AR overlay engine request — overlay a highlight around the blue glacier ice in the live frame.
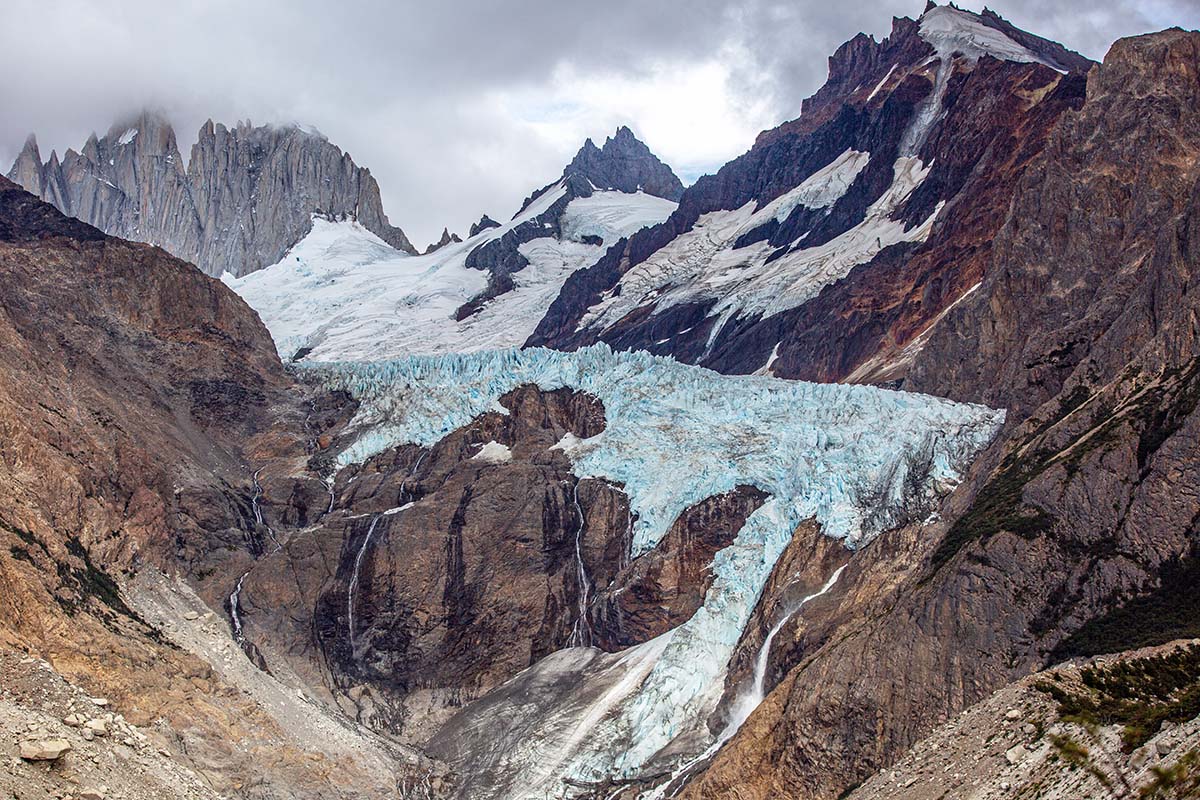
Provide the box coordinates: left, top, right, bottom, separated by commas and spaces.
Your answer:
301, 344, 1004, 794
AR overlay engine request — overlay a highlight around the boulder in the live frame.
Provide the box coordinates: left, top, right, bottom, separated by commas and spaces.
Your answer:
19, 738, 71, 760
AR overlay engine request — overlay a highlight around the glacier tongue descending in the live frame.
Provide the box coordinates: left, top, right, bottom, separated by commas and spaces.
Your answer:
307, 345, 1003, 795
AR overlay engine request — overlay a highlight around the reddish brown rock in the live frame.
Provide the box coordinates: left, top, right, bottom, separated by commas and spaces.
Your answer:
590, 485, 768, 650
678, 28, 1200, 800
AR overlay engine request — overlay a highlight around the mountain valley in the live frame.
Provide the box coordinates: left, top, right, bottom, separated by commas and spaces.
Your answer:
2, 4, 1199, 800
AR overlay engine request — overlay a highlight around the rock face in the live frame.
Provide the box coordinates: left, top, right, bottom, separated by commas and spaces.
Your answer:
468, 214, 501, 237
847, 641, 1200, 800
6, 112, 416, 277
234, 383, 782, 743
590, 485, 768, 650
528, 6, 1091, 387
423, 227, 462, 254
674, 27, 1200, 800
0, 176, 438, 798
457, 127, 682, 319
558, 125, 684, 202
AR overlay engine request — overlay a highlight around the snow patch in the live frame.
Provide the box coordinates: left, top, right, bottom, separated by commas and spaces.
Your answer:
117, 128, 138, 145
866, 64, 899, 102
763, 148, 870, 221
580, 155, 940, 337
919, 6, 1053, 67
550, 432, 585, 454
472, 441, 513, 464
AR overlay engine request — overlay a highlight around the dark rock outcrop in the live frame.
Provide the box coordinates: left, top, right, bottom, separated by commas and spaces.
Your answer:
560, 125, 684, 202
590, 485, 768, 650
7, 112, 417, 277
468, 214, 501, 237
457, 129, 682, 320
423, 227, 462, 254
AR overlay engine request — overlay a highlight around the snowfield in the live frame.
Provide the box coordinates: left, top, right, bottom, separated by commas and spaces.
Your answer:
224, 183, 675, 361
578, 153, 940, 344
306, 345, 1004, 794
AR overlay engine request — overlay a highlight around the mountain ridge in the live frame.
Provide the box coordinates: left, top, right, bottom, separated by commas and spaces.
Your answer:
6, 110, 417, 277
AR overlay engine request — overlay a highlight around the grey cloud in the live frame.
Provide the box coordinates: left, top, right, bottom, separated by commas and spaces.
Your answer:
2, 0, 1196, 245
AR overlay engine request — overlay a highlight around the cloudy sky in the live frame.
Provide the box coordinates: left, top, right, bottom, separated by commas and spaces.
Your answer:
3, 0, 1196, 246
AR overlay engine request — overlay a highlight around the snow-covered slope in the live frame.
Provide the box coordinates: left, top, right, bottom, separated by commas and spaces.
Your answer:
307, 345, 1004, 795
224, 185, 674, 360
918, 5, 1058, 66
578, 153, 938, 343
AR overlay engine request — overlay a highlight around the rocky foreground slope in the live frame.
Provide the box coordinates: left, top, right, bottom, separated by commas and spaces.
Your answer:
0, 174, 441, 798
7, 111, 416, 277
849, 640, 1200, 800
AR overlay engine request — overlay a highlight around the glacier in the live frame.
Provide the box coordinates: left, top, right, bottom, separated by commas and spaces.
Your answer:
224, 183, 675, 362
304, 344, 1004, 796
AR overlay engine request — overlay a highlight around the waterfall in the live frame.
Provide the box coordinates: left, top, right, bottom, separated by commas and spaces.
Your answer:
643, 564, 847, 800
227, 468, 283, 649
251, 468, 282, 552
346, 514, 382, 654
229, 570, 250, 643
345, 448, 427, 656
567, 480, 592, 648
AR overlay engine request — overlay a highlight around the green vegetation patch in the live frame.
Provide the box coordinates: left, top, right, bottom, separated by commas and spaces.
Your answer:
1036, 643, 1200, 751
928, 447, 1056, 573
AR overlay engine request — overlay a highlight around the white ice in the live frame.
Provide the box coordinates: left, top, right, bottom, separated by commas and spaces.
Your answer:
919, 6, 1056, 67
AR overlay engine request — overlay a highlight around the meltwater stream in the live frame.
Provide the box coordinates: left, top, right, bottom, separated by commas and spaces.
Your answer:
346, 514, 382, 654
228, 469, 284, 653
567, 480, 593, 648
345, 449, 428, 657
643, 564, 848, 799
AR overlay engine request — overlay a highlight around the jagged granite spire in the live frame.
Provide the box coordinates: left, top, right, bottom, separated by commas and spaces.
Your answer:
7, 111, 418, 276
7, 135, 44, 196
561, 126, 684, 201
423, 227, 462, 254
469, 214, 501, 237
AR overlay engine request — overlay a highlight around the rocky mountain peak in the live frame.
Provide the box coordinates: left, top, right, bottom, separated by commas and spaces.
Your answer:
469, 214, 501, 237
562, 125, 684, 201
7, 111, 418, 276
424, 227, 462, 254
9, 135, 43, 195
